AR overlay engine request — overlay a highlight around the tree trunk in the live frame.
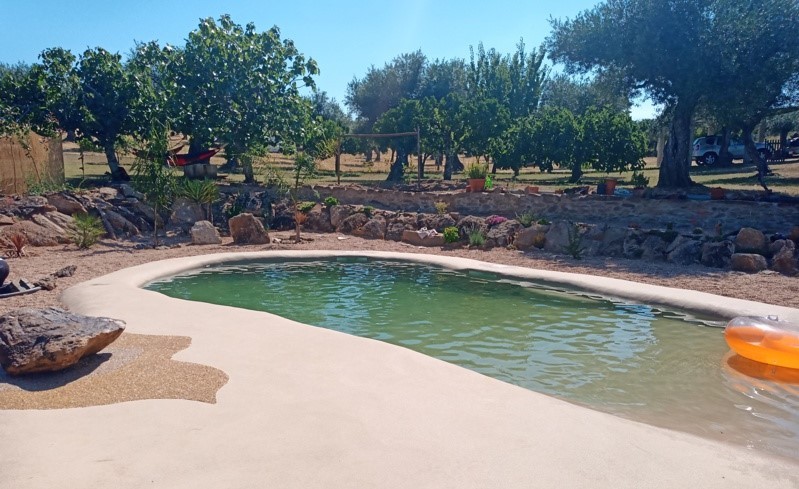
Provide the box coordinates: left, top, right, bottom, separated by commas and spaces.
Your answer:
390, 148, 395, 163
365, 148, 373, 163
386, 147, 407, 182
375, 148, 382, 162
444, 152, 455, 180
452, 154, 465, 173
657, 102, 695, 188
780, 129, 789, 156
102, 140, 124, 179
743, 129, 771, 192
718, 127, 733, 167
242, 157, 255, 183
656, 128, 667, 166
435, 153, 442, 170
569, 163, 583, 183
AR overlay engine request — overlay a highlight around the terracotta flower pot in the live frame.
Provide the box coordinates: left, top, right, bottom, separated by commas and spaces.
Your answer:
467, 178, 485, 192
604, 178, 618, 195
525, 186, 540, 194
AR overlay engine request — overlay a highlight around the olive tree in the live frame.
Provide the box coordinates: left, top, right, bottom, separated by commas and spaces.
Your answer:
172, 15, 318, 183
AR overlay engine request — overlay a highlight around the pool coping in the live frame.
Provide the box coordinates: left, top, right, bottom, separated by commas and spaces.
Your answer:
2, 250, 798, 488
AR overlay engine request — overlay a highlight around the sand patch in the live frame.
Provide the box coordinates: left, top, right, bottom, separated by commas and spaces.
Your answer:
0, 332, 228, 409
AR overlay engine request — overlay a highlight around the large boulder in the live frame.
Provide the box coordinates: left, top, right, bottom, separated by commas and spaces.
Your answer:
0, 307, 125, 376
190, 220, 222, 245
330, 205, 356, 228
337, 212, 370, 234
1, 221, 61, 246
354, 216, 387, 239
456, 215, 486, 240
515, 224, 550, 250
303, 205, 334, 233
594, 226, 629, 257
418, 214, 457, 232
734, 228, 768, 255
401, 229, 445, 247
730, 253, 768, 273
543, 221, 572, 253
228, 213, 270, 245
486, 219, 521, 248
701, 240, 734, 268
45, 193, 87, 216
168, 198, 205, 232
30, 214, 71, 243
666, 236, 702, 266
771, 240, 798, 276
640, 234, 668, 261
386, 213, 418, 241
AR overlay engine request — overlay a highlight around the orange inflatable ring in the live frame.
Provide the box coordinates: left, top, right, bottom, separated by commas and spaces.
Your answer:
724, 316, 799, 370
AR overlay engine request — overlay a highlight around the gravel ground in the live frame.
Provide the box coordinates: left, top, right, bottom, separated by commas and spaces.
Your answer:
2, 231, 798, 313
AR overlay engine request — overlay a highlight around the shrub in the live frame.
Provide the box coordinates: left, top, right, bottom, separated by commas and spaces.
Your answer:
485, 215, 508, 227
466, 162, 488, 179
537, 218, 551, 225
69, 213, 105, 249
362, 205, 374, 218
324, 196, 339, 207
443, 226, 460, 243
1, 231, 28, 257
434, 201, 448, 215
297, 201, 316, 213
565, 224, 585, 260
630, 171, 650, 188
224, 200, 246, 220
468, 228, 486, 247
516, 212, 536, 228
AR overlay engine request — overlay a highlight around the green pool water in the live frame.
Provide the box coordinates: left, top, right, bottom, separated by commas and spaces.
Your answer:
147, 258, 799, 459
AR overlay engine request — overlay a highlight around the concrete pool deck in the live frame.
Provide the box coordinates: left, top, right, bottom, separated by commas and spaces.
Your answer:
2, 250, 798, 488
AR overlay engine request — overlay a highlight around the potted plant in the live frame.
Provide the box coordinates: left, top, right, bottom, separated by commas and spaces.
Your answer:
466, 163, 488, 192
603, 177, 618, 195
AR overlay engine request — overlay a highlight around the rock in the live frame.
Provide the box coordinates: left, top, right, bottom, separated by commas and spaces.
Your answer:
0, 215, 14, 226
515, 224, 550, 250
385, 213, 418, 241
0, 195, 56, 218
30, 214, 70, 243
418, 214, 457, 232
456, 216, 486, 240
337, 212, 370, 234
330, 205, 356, 228
45, 193, 87, 216
44, 211, 77, 232
401, 229, 445, 247
701, 241, 734, 268
33, 276, 56, 291
771, 240, 798, 276
1, 221, 61, 246
130, 200, 162, 228
735, 227, 768, 255
119, 184, 145, 200
731, 253, 768, 273
769, 239, 789, 256
228, 213, 270, 245
544, 221, 572, 253
354, 216, 387, 239
623, 229, 646, 259
486, 219, 521, 248
790, 226, 799, 243
666, 236, 702, 266
53, 265, 77, 278
190, 220, 222, 245
168, 198, 205, 232
640, 234, 668, 261
595, 226, 628, 257
0, 307, 125, 376
102, 209, 140, 237
303, 205, 334, 233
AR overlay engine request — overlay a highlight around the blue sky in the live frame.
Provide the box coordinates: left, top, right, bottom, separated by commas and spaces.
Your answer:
0, 0, 656, 119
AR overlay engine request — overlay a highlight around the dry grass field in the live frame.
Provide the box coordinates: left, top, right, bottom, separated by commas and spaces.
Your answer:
60, 142, 799, 194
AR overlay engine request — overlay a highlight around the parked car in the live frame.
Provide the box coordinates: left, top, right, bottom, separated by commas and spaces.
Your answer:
692, 135, 771, 166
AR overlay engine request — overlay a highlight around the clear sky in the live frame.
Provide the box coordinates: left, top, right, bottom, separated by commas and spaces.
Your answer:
0, 0, 656, 119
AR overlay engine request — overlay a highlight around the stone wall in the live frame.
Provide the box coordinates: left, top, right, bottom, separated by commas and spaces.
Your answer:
309, 186, 798, 234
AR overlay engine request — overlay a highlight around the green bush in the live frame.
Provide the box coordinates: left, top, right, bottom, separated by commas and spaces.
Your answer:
515, 212, 536, 228
468, 228, 486, 247
443, 226, 460, 243
466, 163, 488, 179
362, 205, 374, 218
324, 196, 339, 207
297, 201, 316, 213
69, 213, 105, 249
434, 201, 448, 215
565, 224, 585, 260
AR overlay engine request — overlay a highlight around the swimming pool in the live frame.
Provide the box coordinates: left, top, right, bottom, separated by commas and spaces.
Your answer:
147, 258, 799, 459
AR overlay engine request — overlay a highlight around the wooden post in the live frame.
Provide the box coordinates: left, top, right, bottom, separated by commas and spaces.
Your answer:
335, 140, 341, 185
416, 127, 422, 186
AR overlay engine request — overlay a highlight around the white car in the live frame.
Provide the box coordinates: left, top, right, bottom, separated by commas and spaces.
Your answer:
692, 135, 771, 166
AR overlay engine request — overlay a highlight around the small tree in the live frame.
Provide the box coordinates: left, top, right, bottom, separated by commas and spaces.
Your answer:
132, 124, 178, 246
